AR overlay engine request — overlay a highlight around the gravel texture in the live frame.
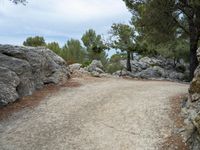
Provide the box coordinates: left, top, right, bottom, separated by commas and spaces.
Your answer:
0, 78, 188, 150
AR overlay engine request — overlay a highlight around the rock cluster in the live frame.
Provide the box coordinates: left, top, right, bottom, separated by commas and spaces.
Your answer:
182, 48, 200, 149
0, 45, 70, 106
69, 56, 189, 81
114, 56, 189, 81
69, 60, 112, 78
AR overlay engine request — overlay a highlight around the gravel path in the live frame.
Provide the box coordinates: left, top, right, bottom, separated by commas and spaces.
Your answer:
0, 78, 188, 150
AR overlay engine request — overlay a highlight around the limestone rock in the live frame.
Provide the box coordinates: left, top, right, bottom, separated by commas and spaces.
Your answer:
181, 47, 200, 149
87, 60, 105, 76
113, 70, 128, 76
69, 63, 82, 73
194, 113, 200, 134
135, 66, 164, 79
87, 60, 104, 72
0, 67, 20, 105
119, 56, 188, 81
0, 45, 70, 106
169, 72, 185, 81
189, 48, 200, 101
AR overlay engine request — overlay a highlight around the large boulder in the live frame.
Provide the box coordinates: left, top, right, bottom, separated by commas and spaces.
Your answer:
135, 66, 165, 79
87, 60, 105, 77
0, 53, 34, 97
0, 67, 20, 105
87, 60, 104, 72
189, 66, 200, 102
169, 71, 185, 81
69, 63, 82, 73
0, 45, 70, 106
182, 48, 200, 149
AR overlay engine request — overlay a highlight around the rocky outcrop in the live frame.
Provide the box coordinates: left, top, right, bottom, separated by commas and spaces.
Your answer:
69, 63, 82, 73
69, 60, 112, 78
0, 45, 70, 106
181, 48, 200, 149
114, 56, 189, 81
87, 60, 105, 77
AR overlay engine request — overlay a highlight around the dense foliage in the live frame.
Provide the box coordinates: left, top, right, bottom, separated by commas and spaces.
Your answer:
22, 33, 108, 66
81, 29, 108, 66
46, 42, 61, 55
23, 36, 46, 47
106, 53, 125, 73
156, 39, 190, 64
62, 39, 86, 64
109, 23, 135, 71
14, 0, 200, 79
123, 0, 200, 79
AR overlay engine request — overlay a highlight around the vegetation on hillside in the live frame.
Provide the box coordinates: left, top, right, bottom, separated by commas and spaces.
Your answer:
109, 23, 136, 72
123, 0, 200, 79
21, 0, 200, 80
23, 29, 109, 66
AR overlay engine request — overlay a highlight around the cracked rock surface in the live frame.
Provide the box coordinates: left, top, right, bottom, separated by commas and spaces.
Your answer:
0, 45, 70, 106
0, 78, 188, 150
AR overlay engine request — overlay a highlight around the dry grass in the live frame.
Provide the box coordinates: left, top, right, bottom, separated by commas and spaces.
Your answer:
0, 79, 81, 121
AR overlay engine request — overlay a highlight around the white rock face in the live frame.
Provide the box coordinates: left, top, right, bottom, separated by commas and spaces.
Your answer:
116, 56, 188, 81
87, 60, 105, 77
182, 48, 200, 150
0, 45, 70, 106
69, 63, 82, 73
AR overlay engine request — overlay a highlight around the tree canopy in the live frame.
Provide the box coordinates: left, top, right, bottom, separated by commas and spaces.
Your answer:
81, 29, 108, 61
123, 0, 200, 79
23, 36, 46, 47
110, 23, 135, 71
62, 39, 86, 64
46, 42, 61, 55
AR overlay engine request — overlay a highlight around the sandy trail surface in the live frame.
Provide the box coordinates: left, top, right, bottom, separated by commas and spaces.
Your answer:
0, 78, 188, 150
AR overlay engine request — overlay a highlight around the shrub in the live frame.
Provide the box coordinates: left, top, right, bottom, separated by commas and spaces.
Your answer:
82, 60, 92, 68
106, 63, 123, 74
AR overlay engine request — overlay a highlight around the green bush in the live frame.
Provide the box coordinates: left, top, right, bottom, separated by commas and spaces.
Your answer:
106, 63, 123, 74
62, 39, 86, 64
82, 60, 92, 68
23, 36, 46, 47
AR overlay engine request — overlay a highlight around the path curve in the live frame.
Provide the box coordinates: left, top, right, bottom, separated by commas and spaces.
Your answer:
0, 78, 188, 150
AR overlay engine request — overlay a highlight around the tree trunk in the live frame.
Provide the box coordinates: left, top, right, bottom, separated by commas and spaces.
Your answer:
189, 22, 199, 80
173, 57, 177, 68
130, 52, 134, 60
127, 51, 132, 72
189, 39, 199, 80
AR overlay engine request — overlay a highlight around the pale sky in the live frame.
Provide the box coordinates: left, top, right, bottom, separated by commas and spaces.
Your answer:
0, 0, 131, 48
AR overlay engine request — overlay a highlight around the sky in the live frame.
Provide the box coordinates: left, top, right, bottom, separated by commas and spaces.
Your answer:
0, 0, 131, 56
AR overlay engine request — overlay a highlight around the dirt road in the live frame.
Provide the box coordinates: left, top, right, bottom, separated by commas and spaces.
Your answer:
0, 78, 188, 150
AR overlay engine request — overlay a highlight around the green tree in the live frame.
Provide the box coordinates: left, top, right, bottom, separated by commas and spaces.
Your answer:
123, 0, 200, 79
110, 53, 127, 63
23, 36, 46, 47
133, 36, 158, 57
81, 29, 108, 62
62, 39, 86, 64
156, 39, 190, 67
97, 50, 108, 67
110, 23, 135, 72
105, 53, 126, 74
46, 42, 61, 55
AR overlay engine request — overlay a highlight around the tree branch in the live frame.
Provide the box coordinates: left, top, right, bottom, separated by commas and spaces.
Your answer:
171, 15, 189, 35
